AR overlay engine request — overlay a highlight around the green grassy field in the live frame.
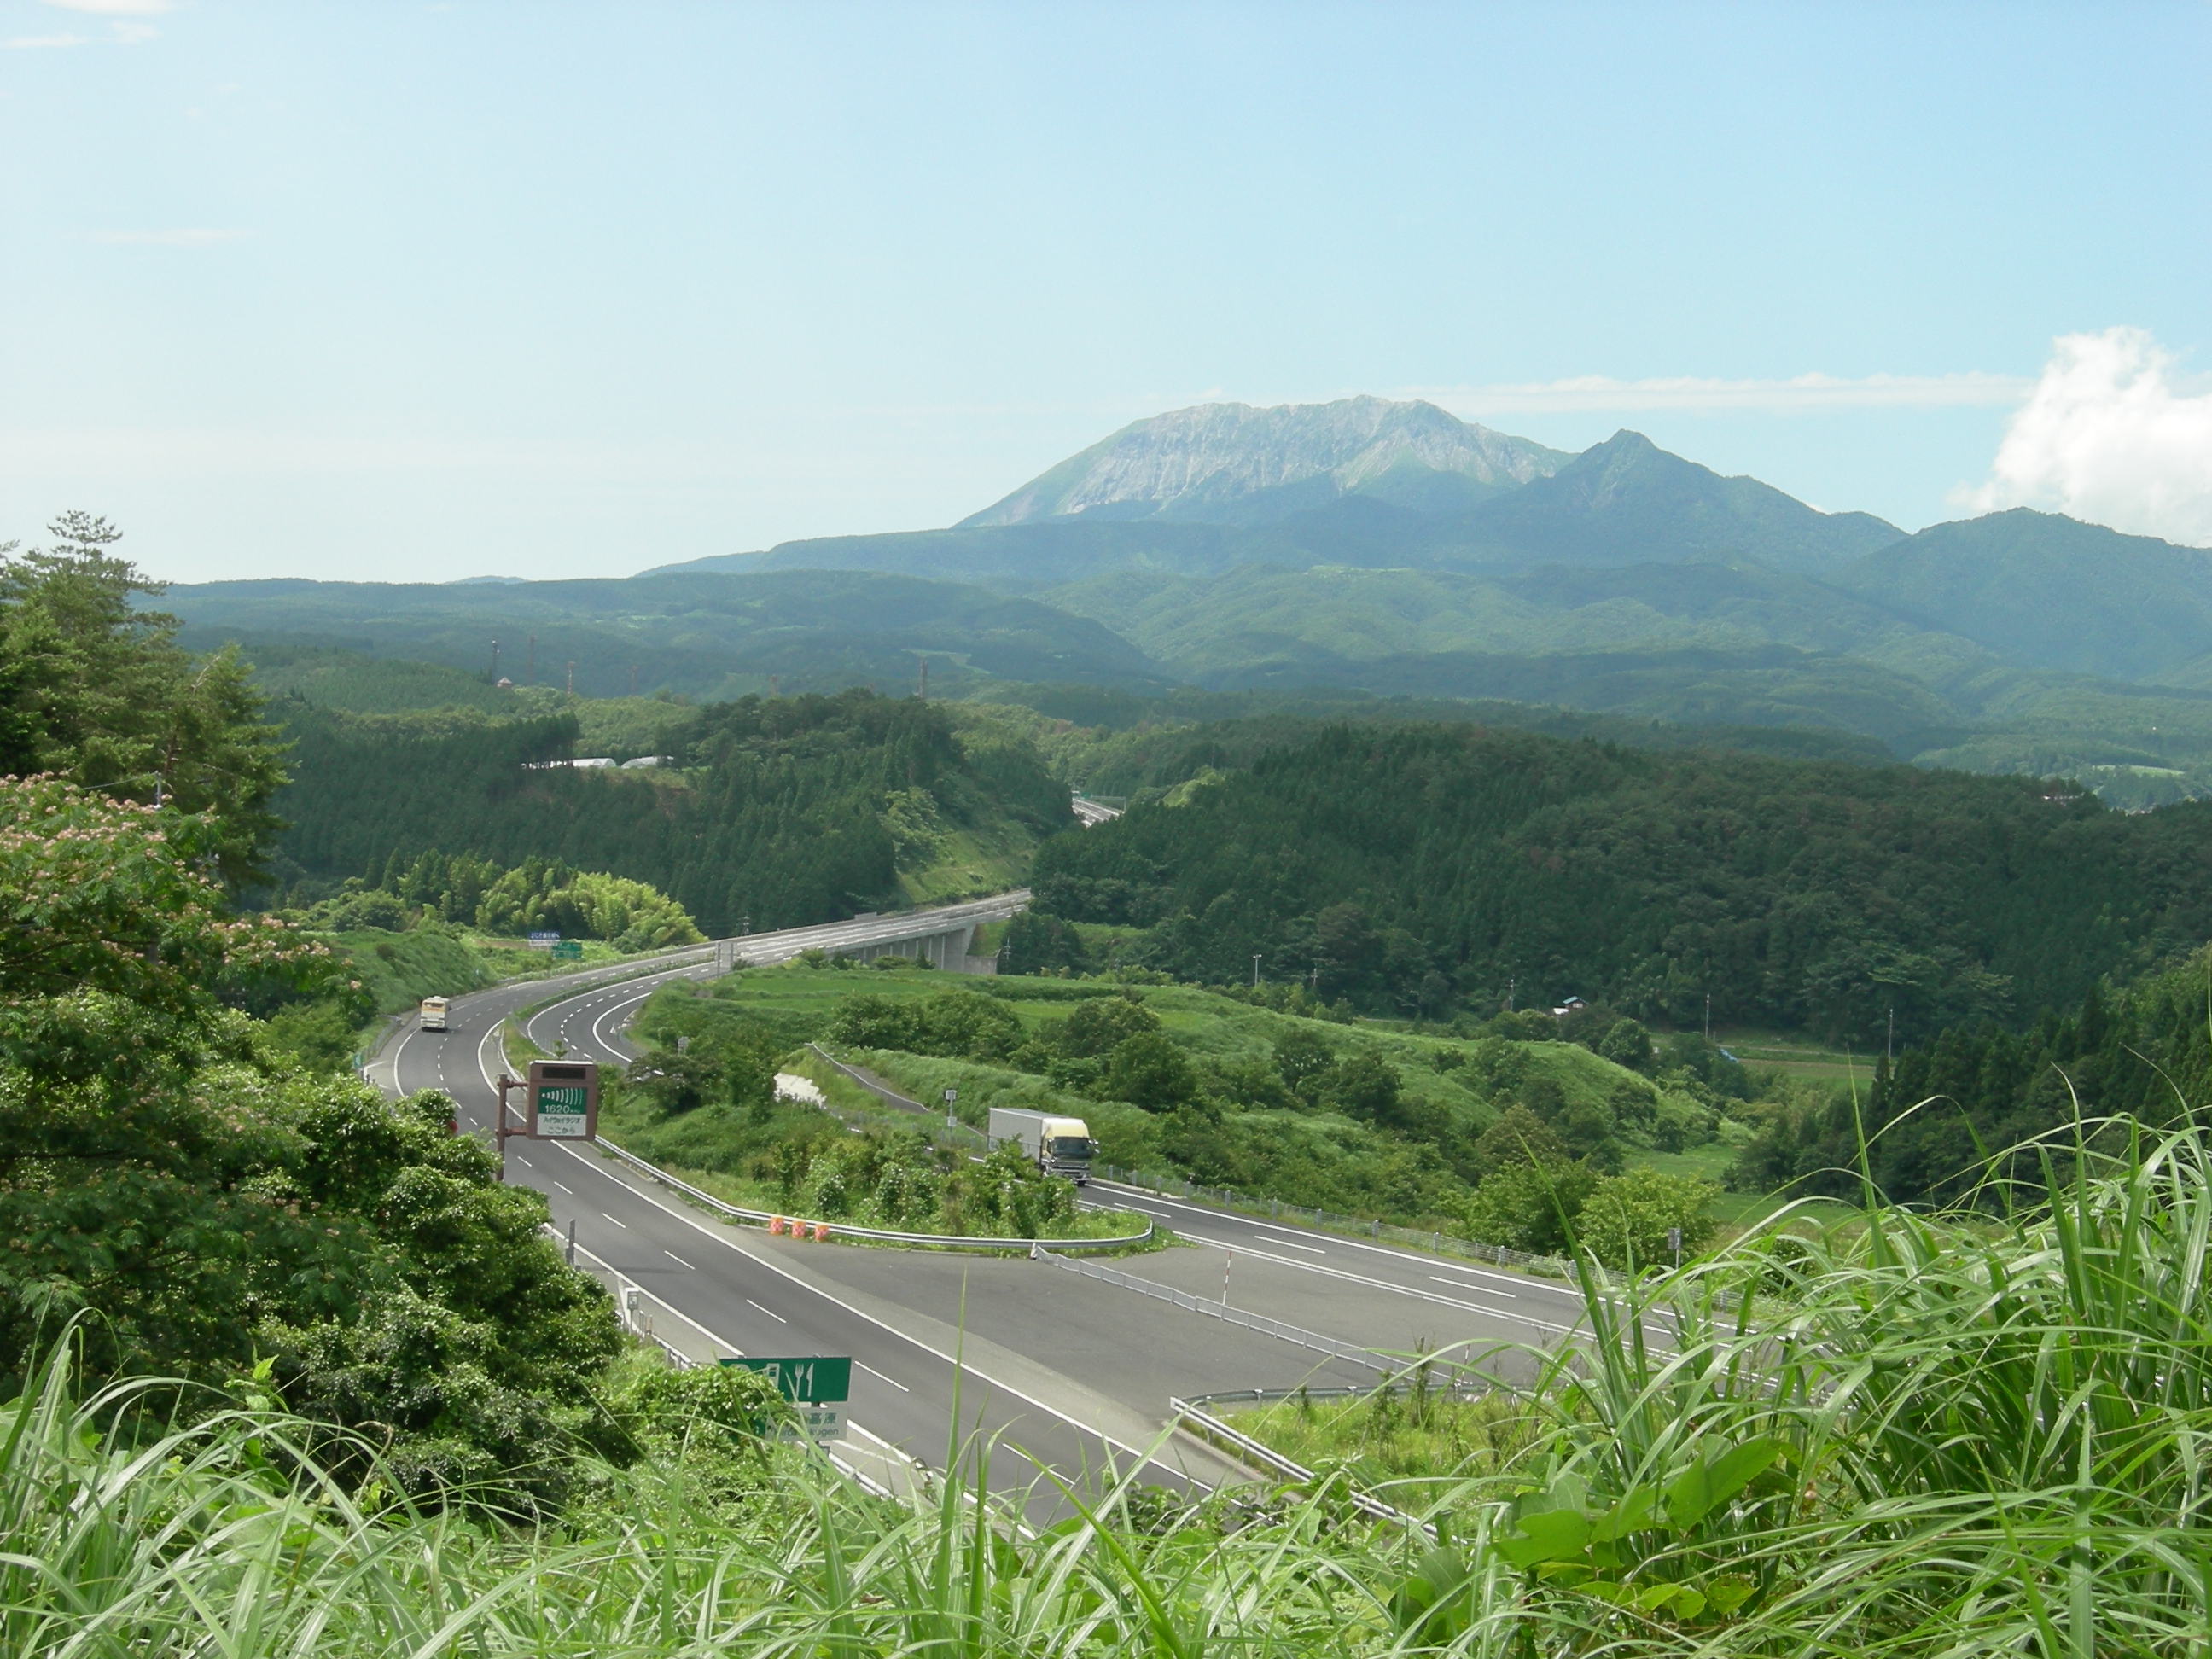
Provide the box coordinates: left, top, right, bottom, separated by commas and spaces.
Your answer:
1715, 1027, 1878, 1085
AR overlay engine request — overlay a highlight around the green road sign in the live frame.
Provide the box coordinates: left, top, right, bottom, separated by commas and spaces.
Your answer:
550, 939, 584, 960
721, 1354, 852, 1404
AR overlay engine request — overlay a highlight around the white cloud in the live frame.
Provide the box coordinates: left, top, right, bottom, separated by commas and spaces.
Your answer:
1958, 328, 2212, 547
1412, 370, 2032, 416
87, 228, 248, 246
38, 0, 172, 15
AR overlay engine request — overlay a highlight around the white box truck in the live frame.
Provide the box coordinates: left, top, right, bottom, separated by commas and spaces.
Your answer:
987, 1107, 1094, 1185
419, 997, 450, 1032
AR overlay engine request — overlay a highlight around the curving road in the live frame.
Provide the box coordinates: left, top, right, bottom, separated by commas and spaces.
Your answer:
370, 898, 1614, 1499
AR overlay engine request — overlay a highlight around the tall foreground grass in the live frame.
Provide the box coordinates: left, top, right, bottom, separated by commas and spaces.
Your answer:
9, 1116, 2212, 1656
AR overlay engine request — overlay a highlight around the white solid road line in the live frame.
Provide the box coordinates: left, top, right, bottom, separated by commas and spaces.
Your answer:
1095, 1179, 1585, 1302
1432, 1275, 1516, 1298
858, 1361, 910, 1392
1253, 1234, 1325, 1254
538, 1135, 1178, 1475
1169, 1225, 1600, 1342
592, 985, 662, 1056
570, 1239, 742, 1359
746, 1299, 788, 1324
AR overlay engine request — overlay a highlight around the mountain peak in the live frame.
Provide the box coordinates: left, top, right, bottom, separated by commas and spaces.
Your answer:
1461, 429, 1904, 573
959, 396, 1571, 529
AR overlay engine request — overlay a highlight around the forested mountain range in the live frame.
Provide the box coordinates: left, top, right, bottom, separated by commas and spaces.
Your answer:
155, 396, 2212, 806
171, 568, 1164, 701
271, 690, 1072, 933
1029, 722, 2212, 1050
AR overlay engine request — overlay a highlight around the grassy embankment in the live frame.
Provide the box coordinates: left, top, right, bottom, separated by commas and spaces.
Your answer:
624, 960, 1762, 1247
574, 976, 1147, 1246
15, 1115, 2212, 1656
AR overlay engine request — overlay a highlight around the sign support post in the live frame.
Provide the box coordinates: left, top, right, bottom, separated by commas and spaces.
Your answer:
493, 1073, 523, 1178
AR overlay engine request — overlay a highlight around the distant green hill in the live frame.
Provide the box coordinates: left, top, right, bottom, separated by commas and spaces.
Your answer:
1035, 556, 1940, 675
1424, 430, 1903, 575
249, 643, 512, 713
1833, 509, 2212, 683
1031, 720, 2212, 1045
168, 568, 1168, 698
155, 410, 2212, 810
271, 690, 1071, 931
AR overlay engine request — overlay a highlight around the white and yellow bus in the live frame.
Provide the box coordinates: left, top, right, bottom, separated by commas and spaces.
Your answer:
419, 997, 451, 1032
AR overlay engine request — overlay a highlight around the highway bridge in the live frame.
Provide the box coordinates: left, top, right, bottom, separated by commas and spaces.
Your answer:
367, 895, 1605, 1507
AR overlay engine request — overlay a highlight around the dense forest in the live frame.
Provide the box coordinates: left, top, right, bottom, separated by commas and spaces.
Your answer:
1029, 722, 2212, 1047
1737, 944, 2212, 1208
271, 690, 1071, 934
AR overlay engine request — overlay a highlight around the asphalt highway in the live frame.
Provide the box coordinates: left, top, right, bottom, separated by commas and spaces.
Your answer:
370, 899, 1621, 1497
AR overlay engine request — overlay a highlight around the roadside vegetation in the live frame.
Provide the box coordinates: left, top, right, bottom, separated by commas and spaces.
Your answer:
600, 957, 1734, 1257
587, 969, 1138, 1243
14, 1109, 2212, 1656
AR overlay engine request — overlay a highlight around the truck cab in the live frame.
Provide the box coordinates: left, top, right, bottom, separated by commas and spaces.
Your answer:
1040, 1119, 1093, 1184
987, 1108, 1095, 1185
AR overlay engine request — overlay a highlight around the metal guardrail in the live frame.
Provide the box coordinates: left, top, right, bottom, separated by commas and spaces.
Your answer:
548, 1224, 703, 1369
593, 1137, 1153, 1254
1037, 1251, 1389, 1372
1167, 1397, 1427, 1532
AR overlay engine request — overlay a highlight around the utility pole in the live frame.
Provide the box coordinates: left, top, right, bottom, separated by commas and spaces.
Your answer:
770, 675, 779, 698
629, 665, 637, 697
917, 656, 928, 699
1506, 976, 1515, 1013
566, 661, 574, 696
1252, 953, 1263, 987
1705, 992, 1712, 1044
491, 637, 500, 680
1887, 1006, 1895, 1063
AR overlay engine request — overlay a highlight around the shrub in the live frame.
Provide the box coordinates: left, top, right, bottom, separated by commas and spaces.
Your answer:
1057, 991, 1159, 1057
1464, 1158, 1598, 1254
1104, 1031, 1197, 1111
1595, 1016, 1656, 1074
1574, 1167, 1719, 1269
1320, 1052, 1405, 1127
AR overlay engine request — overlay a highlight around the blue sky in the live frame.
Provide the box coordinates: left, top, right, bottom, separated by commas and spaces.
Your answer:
3, 2, 2208, 583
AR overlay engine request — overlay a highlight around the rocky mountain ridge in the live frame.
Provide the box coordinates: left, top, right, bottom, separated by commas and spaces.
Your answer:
958, 395, 1570, 527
